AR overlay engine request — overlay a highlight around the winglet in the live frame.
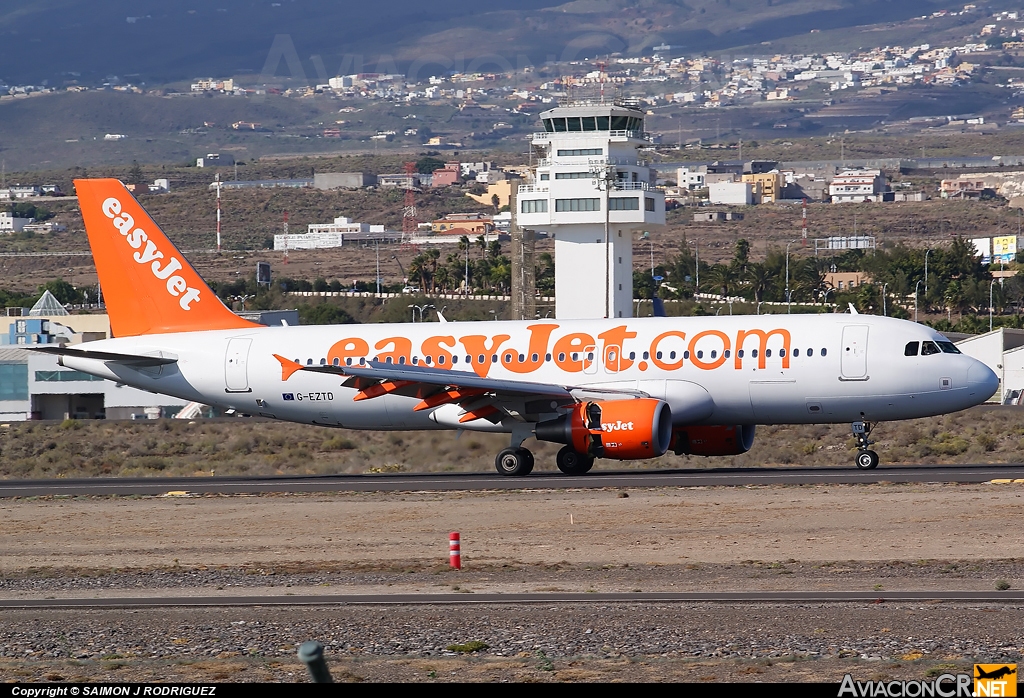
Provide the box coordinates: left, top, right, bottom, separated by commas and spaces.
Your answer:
274, 354, 305, 381
74, 178, 260, 337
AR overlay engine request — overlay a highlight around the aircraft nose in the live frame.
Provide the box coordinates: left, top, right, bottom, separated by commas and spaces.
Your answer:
968, 361, 999, 401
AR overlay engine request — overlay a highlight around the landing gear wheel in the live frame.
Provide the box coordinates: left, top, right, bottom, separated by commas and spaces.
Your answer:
556, 446, 595, 475
855, 450, 879, 470
495, 447, 533, 477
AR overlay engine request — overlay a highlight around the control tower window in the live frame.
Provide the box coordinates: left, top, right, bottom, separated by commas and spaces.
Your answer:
582, 116, 597, 131
611, 115, 630, 130
552, 118, 567, 132
542, 119, 554, 133
596, 116, 610, 130
567, 117, 582, 132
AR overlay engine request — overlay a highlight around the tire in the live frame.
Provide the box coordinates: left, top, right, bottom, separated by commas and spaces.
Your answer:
556, 446, 595, 475
518, 448, 535, 475
855, 450, 879, 470
495, 447, 531, 476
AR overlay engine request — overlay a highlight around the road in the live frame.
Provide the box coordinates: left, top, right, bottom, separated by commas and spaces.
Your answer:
2, 463, 1023, 497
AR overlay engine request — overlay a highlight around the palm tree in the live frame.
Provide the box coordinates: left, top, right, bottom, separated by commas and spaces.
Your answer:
706, 264, 739, 299
744, 262, 774, 303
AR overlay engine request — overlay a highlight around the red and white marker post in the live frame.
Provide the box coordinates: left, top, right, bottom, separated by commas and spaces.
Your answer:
449, 532, 461, 570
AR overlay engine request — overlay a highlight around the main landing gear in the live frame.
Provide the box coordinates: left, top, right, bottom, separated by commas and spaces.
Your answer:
555, 446, 594, 475
493, 443, 597, 477
852, 421, 879, 469
494, 447, 534, 476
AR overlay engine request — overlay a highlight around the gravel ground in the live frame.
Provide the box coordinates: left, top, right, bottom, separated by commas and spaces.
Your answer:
3, 484, 1024, 682
1, 603, 1021, 682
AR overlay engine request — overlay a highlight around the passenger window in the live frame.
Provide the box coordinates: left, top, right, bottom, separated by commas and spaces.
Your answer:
710, 350, 717, 359
904, 342, 919, 356
643, 351, 650, 360
738, 349, 744, 358
629, 352, 635, 360
669, 351, 676, 360
684, 351, 690, 359
921, 341, 940, 356
438, 356, 446, 365
793, 349, 799, 357
807, 348, 813, 357
696, 350, 703, 359
531, 353, 538, 362
751, 349, 758, 358
491, 355, 498, 363
765, 349, 772, 358
821, 348, 827, 357
546, 353, 552, 361
503, 353, 512, 364
519, 354, 526, 362
724, 350, 731, 358
779, 349, 786, 358
656, 351, 663, 359
559, 353, 566, 361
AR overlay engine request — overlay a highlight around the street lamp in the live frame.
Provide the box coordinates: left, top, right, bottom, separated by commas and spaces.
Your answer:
786, 239, 799, 313
882, 282, 888, 317
991, 279, 996, 332
688, 238, 699, 296
642, 231, 654, 278
914, 280, 922, 322
924, 248, 932, 301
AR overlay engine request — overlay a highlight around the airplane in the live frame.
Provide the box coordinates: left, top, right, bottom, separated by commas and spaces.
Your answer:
33, 179, 999, 476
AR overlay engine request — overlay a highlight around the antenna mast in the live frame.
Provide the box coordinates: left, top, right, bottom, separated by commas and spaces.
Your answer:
402, 162, 418, 242
215, 173, 222, 253
282, 211, 289, 263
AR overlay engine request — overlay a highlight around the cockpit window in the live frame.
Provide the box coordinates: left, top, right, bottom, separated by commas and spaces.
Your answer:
921, 341, 941, 356
937, 341, 961, 354
904, 341, 919, 356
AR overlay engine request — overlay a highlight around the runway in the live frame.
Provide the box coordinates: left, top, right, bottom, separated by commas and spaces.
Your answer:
2, 463, 1024, 497
5, 589, 1024, 610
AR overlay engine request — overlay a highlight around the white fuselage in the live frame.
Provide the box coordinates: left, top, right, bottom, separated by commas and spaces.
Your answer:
58, 314, 998, 432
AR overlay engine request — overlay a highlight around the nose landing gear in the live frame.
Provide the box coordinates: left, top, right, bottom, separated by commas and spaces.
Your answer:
852, 421, 879, 469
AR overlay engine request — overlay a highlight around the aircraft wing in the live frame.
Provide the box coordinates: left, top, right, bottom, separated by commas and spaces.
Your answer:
29, 345, 179, 367
274, 355, 648, 423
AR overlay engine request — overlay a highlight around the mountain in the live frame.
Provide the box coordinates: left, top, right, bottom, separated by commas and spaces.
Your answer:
0, 0, 968, 86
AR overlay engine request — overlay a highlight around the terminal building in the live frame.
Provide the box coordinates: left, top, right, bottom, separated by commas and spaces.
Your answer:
516, 97, 665, 319
0, 293, 296, 421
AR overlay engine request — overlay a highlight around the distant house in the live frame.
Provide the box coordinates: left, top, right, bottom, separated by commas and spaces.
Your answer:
431, 162, 462, 188
829, 169, 887, 203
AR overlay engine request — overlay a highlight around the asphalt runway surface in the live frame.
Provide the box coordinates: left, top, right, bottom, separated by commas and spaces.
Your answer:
2, 463, 1024, 497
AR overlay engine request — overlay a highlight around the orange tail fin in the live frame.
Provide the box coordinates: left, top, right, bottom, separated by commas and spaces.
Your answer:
75, 179, 260, 337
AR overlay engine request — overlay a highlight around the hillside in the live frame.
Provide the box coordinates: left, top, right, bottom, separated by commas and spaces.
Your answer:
0, 0, 983, 86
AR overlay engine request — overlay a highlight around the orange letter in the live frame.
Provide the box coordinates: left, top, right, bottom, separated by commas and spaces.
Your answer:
688, 330, 730, 370
507, 324, 558, 374
734, 328, 791, 370
421, 335, 457, 368
460, 334, 511, 377
327, 337, 370, 366
598, 326, 638, 372
553, 332, 596, 373
374, 336, 413, 364
650, 330, 686, 371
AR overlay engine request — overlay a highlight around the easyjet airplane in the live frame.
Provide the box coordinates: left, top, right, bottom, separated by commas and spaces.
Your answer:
35, 179, 999, 475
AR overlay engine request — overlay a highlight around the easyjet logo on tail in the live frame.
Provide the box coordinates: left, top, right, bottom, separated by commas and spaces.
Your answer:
101, 197, 202, 311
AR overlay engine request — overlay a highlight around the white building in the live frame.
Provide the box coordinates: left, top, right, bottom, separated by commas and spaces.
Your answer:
0, 212, 30, 232
677, 165, 707, 190
274, 216, 388, 250
708, 181, 753, 205
829, 169, 887, 203
517, 99, 665, 319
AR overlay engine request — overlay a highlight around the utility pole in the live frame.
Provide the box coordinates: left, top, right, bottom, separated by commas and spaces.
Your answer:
282, 211, 289, 264
214, 173, 222, 253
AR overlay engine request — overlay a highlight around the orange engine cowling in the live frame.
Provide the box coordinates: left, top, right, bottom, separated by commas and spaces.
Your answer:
535, 398, 672, 460
670, 424, 756, 456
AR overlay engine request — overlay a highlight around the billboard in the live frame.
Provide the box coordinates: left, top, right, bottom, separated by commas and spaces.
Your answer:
256, 261, 272, 287
971, 237, 992, 264
994, 235, 1017, 264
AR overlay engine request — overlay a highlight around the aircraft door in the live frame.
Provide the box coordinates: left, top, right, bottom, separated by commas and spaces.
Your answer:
583, 344, 599, 375
225, 338, 252, 392
604, 344, 621, 374
840, 325, 869, 380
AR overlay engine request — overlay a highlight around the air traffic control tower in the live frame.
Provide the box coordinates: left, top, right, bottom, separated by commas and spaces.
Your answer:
517, 97, 665, 319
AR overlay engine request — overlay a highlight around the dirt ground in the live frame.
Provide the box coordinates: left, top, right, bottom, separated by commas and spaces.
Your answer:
2, 483, 1024, 682
4, 483, 1024, 582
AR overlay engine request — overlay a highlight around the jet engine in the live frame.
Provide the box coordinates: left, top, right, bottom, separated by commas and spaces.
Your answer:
670, 424, 756, 456
535, 398, 672, 460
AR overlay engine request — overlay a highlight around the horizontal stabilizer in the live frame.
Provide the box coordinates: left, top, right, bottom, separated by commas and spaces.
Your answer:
29, 345, 178, 367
